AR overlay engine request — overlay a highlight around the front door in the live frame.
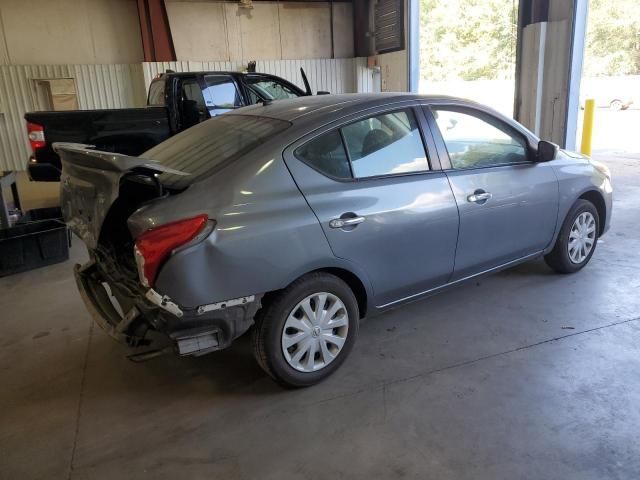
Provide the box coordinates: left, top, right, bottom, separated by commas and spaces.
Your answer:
284, 106, 460, 307
427, 105, 559, 280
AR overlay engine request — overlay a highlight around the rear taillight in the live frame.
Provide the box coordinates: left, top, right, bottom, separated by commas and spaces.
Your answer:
27, 122, 45, 152
134, 214, 209, 288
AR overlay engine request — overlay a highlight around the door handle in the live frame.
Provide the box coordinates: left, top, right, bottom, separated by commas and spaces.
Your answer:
329, 216, 365, 229
467, 192, 492, 204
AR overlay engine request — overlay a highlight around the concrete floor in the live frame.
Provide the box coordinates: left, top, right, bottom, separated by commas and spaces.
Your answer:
1, 153, 639, 480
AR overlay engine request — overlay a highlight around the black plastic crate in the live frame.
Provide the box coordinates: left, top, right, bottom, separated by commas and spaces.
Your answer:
16, 207, 63, 223
0, 220, 69, 277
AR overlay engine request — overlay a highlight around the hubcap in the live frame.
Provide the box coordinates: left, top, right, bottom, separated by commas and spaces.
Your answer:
568, 211, 596, 264
281, 292, 349, 372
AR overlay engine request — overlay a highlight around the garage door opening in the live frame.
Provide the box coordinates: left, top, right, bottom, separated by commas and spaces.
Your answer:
418, 0, 519, 117
576, 0, 640, 155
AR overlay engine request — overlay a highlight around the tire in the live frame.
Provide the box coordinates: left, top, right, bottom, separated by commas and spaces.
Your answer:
610, 99, 623, 111
545, 199, 600, 274
252, 272, 359, 387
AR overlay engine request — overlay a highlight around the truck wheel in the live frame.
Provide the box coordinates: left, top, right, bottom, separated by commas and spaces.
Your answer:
252, 272, 359, 388
545, 199, 599, 274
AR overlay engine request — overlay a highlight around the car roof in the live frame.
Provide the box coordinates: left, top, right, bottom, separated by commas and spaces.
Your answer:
161, 71, 286, 78
226, 93, 540, 145
228, 93, 476, 123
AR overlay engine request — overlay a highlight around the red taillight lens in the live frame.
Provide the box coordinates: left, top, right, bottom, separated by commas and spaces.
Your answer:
134, 214, 208, 288
27, 122, 45, 152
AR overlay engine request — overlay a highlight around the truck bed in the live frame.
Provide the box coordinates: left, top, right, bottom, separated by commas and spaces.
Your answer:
26, 107, 171, 181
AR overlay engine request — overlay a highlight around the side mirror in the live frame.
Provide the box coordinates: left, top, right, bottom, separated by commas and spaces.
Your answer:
537, 140, 558, 162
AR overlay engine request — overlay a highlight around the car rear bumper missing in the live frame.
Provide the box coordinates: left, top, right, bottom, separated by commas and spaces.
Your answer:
74, 259, 261, 355
74, 262, 131, 344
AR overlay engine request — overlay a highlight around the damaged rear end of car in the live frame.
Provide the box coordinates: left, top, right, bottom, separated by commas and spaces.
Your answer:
57, 142, 260, 358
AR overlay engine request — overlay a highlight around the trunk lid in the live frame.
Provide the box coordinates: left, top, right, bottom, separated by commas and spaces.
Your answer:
56, 143, 188, 249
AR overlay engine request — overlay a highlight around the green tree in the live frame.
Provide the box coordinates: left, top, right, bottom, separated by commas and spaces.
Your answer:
420, 0, 518, 82
420, 0, 640, 81
585, 0, 640, 76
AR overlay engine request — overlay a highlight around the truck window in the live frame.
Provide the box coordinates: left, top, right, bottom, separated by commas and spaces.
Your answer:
203, 75, 244, 116
140, 114, 291, 189
245, 76, 301, 103
180, 78, 208, 129
148, 79, 165, 106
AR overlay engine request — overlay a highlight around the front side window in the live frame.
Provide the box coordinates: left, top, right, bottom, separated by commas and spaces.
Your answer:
342, 109, 429, 178
203, 75, 243, 114
246, 76, 301, 103
433, 108, 528, 169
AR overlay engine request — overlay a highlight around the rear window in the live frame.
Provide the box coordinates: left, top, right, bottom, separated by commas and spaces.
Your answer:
140, 114, 290, 189
147, 79, 166, 106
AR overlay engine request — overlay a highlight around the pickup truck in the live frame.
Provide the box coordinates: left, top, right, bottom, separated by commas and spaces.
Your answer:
25, 70, 310, 181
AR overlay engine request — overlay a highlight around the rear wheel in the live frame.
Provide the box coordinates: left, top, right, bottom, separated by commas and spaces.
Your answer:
545, 199, 599, 273
252, 273, 359, 387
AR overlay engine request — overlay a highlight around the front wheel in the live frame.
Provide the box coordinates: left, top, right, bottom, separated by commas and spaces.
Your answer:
252, 273, 359, 387
545, 199, 599, 274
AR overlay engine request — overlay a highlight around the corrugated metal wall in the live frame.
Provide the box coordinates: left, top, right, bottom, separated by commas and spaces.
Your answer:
353, 57, 380, 94
255, 59, 355, 94
0, 64, 146, 171
1, 59, 378, 171
71, 64, 146, 109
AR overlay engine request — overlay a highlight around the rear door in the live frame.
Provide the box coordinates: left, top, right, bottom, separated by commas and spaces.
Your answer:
284, 104, 459, 307
425, 104, 559, 280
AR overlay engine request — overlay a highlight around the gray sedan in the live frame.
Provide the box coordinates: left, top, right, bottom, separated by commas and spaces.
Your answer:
57, 94, 613, 387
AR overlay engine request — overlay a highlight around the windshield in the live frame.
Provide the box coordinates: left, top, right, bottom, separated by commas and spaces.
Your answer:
245, 76, 302, 102
140, 114, 291, 189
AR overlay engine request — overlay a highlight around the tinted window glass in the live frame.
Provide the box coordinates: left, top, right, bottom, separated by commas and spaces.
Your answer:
203, 75, 243, 115
147, 79, 165, 106
294, 131, 351, 179
246, 76, 301, 102
181, 79, 208, 128
433, 108, 528, 169
141, 115, 290, 189
341, 109, 429, 178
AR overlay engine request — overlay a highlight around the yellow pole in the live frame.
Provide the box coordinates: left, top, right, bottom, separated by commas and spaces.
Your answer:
581, 98, 595, 156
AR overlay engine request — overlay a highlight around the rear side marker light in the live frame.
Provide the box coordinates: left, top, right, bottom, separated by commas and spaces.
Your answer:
134, 214, 209, 288
27, 122, 46, 151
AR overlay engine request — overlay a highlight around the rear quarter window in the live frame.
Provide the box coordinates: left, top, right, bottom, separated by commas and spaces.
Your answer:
147, 80, 166, 106
294, 131, 352, 180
